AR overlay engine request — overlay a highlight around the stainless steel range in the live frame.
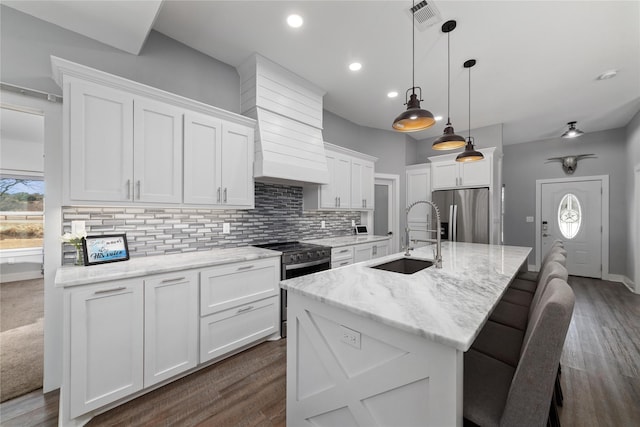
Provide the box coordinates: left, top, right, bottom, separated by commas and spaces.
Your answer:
254, 241, 331, 337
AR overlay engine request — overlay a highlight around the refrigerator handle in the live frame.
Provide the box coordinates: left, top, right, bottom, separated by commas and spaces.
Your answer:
452, 204, 458, 241
449, 204, 455, 241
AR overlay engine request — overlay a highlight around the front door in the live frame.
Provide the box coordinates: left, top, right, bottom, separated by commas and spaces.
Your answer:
540, 179, 602, 278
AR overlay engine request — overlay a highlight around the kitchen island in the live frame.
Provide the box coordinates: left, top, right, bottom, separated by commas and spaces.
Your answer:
281, 241, 531, 427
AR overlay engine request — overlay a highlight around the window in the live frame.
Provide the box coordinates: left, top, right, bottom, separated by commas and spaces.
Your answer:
557, 193, 581, 240
0, 176, 44, 249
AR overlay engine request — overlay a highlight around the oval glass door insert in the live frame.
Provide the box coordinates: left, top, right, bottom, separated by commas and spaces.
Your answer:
558, 193, 582, 239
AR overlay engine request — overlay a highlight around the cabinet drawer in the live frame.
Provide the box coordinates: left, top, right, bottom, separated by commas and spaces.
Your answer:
200, 258, 278, 316
200, 296, 278, 363
331, 259, 353, 269
331, 246, 354, 261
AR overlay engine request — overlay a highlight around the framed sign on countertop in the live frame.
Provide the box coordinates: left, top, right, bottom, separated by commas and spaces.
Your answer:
82, 234, 130, 266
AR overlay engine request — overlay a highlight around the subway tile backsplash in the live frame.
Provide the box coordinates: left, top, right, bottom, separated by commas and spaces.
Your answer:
62, 182, 361, 265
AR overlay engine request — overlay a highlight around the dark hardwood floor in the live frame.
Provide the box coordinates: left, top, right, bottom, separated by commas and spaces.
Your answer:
1, 276, 638, 426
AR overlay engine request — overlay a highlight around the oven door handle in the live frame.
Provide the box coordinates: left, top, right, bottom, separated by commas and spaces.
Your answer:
284, 258, 331, 271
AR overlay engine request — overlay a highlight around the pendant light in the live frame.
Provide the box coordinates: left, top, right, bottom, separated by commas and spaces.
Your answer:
432, 20, 466, 150
561, 121, 584, 138
392, 0, 435, 132
456, 59, 484, 162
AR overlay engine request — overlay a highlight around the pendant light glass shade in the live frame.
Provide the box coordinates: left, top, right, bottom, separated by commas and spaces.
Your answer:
561, 121, 584, 138
456, 59, 484, 163
433, 20, 466, 150
392, 1, 435, 133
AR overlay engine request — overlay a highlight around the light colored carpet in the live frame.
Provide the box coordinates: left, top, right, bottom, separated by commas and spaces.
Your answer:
0, 317, 43, 402
0, 278, 44, 402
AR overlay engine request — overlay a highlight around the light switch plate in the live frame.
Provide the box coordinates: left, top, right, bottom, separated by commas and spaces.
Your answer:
71, 220, 86, 234
321, 220, 326, 229
526, 216, 534, 223
222, 223, 230, 234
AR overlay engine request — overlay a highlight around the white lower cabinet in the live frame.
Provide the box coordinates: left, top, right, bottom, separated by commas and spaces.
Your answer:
332, 240, 390, 267
62, 256, 280, 425
200, 296, 278, 363
68, 279, 144, 418
143, 272, 198, 387
199, 258, 280, 363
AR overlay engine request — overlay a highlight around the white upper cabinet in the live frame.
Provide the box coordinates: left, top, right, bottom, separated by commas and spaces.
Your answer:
183, 113, 223, 205
305, 143, 377, 211
220, 122, 254, 207
183, 113, 254, 208
133, 97, 183, 203
54, 57, 256, 208
69, 80, 134, 202
430, 147, 494, 190
351, 158, 375, 210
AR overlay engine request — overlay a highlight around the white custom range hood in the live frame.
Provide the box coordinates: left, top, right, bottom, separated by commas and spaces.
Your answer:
238, 54, 329, 185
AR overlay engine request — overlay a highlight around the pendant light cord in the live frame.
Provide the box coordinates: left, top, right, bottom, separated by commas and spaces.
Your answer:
468, 63, 471, 140
412, 0, 415, 95
447, 31, 451, 123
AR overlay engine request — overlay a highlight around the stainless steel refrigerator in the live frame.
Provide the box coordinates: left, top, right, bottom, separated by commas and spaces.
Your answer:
432, 188, 490, 244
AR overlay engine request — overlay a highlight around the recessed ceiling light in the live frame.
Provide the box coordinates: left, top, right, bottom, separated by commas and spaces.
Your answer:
387, 91, 398, 98
434, 116, 443, 121
287, 14, 303, 28
349, 62, 362, 72
596, 69, 617, 80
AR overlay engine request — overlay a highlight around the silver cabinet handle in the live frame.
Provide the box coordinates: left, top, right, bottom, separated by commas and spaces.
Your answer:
338, 196, 341, 207
237, 265, 253, 271
136, 180, 141, 200
94, 286, 126, 295
237, 305, 254, 313
126, 179, 131, 200
335, 196, 338, 207
338, 249, 349, 253
224, 188, 227, 203
339, 261, 350, 266
161, 276, 185, 284
217, 187, 221, 203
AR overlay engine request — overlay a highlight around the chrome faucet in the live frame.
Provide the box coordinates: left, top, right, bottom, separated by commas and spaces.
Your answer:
405, 200, 442, 268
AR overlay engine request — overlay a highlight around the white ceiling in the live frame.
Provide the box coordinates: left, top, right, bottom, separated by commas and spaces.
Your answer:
6, 1, 640, 145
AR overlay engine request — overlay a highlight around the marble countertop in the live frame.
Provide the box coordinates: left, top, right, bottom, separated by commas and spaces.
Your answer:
304, 234, 390, 248
281, 241, 531, 351
55, 246, 281, 288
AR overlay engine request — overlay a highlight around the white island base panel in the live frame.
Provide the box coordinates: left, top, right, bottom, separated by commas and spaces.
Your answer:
287, 293, 463, 427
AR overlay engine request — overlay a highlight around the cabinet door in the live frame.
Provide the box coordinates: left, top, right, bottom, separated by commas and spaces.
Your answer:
460, 158, 491, 187
144, 272, 198, 387
200, 258, 279, 316
69, 279, 143, 418
200, 296, 278, 363
320, 153, 339, 209
351, 159, 364, 209
334, 153, 352, 209
133, 97, 183, 203
431, 162, 459, 190
361, 161, 375, 210
69, 80, 134, 202
354, 243, 373, 263
406, 166, 431, 222
220, 122, 254, 207
372, 241, 389, 259
184, 112, 223, 204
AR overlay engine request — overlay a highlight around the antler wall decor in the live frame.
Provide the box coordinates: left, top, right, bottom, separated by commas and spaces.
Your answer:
545, 154, 597, 174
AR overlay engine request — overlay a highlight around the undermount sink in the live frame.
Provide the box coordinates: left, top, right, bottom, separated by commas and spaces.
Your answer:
370, 258, 434, 274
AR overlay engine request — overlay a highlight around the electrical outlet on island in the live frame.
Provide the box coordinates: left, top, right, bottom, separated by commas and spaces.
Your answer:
222, 223, 230, 234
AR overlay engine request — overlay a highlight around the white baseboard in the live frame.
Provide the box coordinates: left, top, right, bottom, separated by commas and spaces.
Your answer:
607, 273, 636, 293
0, 270, 43, 283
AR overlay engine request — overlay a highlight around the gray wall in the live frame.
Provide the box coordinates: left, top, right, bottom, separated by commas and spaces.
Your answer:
0, 5, 239, 113
503, 128, 628, 274
323, 110, 417, 246
414, 123, 504, 164
625, 110, 640, 289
